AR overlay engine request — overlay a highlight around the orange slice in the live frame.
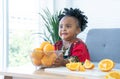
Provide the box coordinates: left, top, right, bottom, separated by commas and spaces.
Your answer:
66, 62, 86, 71
98, 59, 115, 72
79, 65, 86, 72
105, 71, 120, 79
83, 59, 94, 69
66, 62, 82, 71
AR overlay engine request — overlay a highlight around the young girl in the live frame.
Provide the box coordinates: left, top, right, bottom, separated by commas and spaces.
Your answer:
53, 8, 90, 67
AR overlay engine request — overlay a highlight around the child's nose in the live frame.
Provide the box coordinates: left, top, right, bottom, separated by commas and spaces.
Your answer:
62, 26, 66, 31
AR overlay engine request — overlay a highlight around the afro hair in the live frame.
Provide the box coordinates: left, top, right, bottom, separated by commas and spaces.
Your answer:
58, 8, 88, 31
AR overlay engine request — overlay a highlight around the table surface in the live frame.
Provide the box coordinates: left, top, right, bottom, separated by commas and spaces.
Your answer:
0, 66, 106, 79
1, 63, 119, 79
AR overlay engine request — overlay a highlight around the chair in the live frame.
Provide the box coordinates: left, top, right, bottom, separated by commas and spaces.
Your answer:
85, 28, 120, 65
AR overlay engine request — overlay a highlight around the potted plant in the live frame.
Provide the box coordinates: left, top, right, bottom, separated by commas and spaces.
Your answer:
39, 8, 61, 44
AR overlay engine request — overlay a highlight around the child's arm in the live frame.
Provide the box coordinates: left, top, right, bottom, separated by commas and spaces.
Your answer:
53, 54, 69, 67
70, 41, 90, 62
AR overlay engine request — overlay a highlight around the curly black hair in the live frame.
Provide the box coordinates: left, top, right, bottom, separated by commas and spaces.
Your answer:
58, 8, 88, 31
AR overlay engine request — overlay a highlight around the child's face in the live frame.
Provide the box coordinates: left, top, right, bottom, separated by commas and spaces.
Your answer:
59, 16, 80, 41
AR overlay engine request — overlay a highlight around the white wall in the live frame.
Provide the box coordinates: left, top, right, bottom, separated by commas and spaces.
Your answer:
55, 0, 120, 28
74, 0, 120, 40
77, 0, 120, 28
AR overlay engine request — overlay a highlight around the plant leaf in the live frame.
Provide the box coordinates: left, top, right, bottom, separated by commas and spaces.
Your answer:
39, 8, 61, 44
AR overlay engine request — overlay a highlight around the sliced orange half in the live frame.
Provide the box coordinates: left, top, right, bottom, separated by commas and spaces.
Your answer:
98, 59, 115, 72
105, 71, 120, 79
66, 62, 81, 71
83, 59, 94, 69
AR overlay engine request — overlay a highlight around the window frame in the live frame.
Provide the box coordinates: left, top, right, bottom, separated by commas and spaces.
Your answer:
0, 0, 9, 70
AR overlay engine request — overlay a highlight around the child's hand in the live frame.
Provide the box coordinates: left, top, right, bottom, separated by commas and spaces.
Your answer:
53, 54, 64, 67
53, 54, 69, 67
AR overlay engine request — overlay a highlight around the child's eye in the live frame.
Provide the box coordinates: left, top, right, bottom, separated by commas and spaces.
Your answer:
66, 25, 71, 28
59, 25, 63, 29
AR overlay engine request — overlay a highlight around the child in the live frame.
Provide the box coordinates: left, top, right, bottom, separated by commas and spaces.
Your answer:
53, 8, 90, 67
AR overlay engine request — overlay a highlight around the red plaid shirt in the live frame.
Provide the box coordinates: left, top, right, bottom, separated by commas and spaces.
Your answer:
54, 39, 90, 62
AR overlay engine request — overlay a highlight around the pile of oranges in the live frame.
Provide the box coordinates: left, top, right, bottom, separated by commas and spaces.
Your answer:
30, 41, 57, 67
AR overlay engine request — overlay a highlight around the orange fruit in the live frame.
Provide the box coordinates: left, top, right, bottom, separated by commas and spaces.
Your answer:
98, 59, 115, 72
105, 71, 120, 79
41, 53, 57, 67
43, 43, 54, 55
39, 41, 50, 50
79, 65, 86, 72
83, 59, 94, 69
31, 58, 42, 66
66, 62, 82, 71
66, 62, 79, 71
31, 48, 44, 59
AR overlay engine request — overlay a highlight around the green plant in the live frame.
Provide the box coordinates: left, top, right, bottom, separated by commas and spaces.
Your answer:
39, 8, 61, 44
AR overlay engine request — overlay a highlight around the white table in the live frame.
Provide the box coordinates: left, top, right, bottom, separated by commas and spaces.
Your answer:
0, 67, 105, 79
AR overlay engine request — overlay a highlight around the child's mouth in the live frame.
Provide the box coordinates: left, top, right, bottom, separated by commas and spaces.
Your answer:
62, 33, 68, 35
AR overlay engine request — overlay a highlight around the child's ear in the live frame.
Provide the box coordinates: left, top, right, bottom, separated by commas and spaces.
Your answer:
76, 27, 81, 34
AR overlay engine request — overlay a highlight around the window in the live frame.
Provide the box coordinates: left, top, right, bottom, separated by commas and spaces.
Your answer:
8, 0, 40, 68
1, 0, 54, 70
